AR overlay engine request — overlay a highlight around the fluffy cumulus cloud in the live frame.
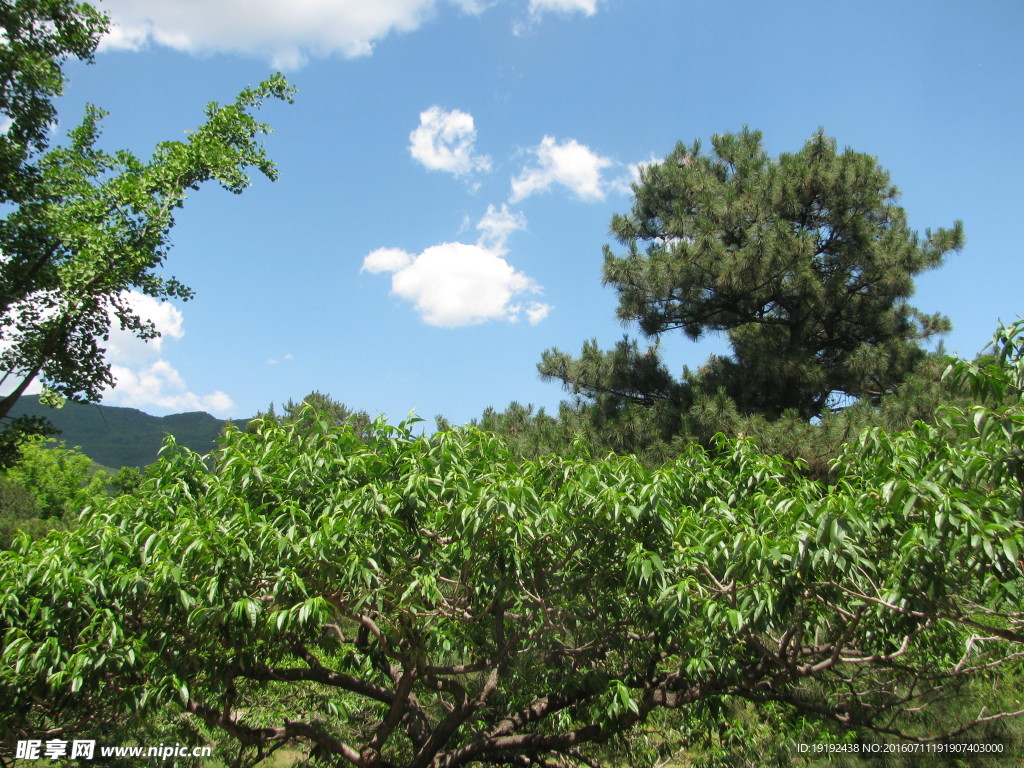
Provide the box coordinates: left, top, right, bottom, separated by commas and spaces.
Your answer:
510, 136, 613, 202
108, 361, 235, 414
362, 207, 549, 328
409, 106, 492, 176
104, 291, 185, 363
98, 0, 603, 67
103, 291, 235, 415
99, 0, 487, 68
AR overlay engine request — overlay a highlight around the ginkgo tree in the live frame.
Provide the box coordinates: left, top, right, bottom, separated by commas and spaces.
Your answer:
2, 323, 1023, 767
0, 0, 294, 464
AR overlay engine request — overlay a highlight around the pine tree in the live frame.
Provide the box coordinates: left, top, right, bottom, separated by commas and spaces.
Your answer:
544, 127, 964, 421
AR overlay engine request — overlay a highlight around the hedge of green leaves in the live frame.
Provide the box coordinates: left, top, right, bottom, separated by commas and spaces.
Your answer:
2, 324, 1023, 767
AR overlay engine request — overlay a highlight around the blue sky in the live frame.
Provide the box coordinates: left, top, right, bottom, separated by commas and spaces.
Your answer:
43, 0, 1024, 425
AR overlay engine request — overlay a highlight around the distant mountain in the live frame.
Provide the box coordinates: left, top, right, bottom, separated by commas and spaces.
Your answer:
9, 396, 250, 469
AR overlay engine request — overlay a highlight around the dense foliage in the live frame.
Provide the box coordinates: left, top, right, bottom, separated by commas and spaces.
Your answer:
465, 349, 967, 475
251, 391, 373, 440
0, 0, 107, 203
0, 437, 107, 548
1, 323, 1022, 767
1, 6, 1017, 767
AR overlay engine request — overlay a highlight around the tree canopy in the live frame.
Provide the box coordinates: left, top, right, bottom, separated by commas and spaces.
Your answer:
0, 436, 107, 547
0, 0, 108, 204
251, 390, 373, 440
543, 128, 964, 424
2, 322, 1023, 767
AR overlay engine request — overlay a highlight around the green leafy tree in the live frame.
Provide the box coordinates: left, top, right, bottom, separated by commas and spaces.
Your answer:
0, 1, 294, 463
538, 336, 691, 459
0, 475, 41, 549
107, 464, 143, 496
0, 437, 107, 547
249, 390, 373, 440
5, 436, 106, 518
0, 0, 108, 204
2, 326, 1024, 766
438, 400, 587, 463
543, 127, 964, 423
0, 0, 107, 465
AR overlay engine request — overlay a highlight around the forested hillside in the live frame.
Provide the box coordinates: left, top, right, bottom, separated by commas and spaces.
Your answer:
9, 395, 241, 469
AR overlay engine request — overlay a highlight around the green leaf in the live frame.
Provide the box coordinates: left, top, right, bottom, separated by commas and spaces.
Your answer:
727, 609, 743, 633
1002, 538, 1019, 563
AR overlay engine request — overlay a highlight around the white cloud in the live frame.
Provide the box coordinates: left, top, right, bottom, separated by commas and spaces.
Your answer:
525, 303, 552, 324
409, 106, 492, 177
475, 203, 527, 253
454, 0, 493, 11
109, 361, 235, 414
510, 136, 613, 202
0, 290, 234, 414
98, 0, 483, 68
105, 291, 185, 364
0, 377, 43, 398
363, 247, 414, 274
514, 0, 597, 33
102, 291, 235, 415
529, 0, 598, 17
362, 239, 551, 328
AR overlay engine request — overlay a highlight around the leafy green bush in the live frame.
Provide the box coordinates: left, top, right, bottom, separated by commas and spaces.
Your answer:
5, 437, 109, 518
1, 324, 1023, 767
0, 438, 111, 548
